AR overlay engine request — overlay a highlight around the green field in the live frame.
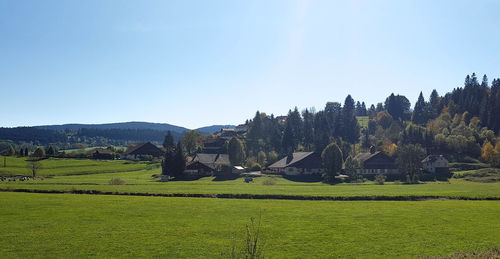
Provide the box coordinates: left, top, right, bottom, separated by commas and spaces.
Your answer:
0, 192, 499, 258
1, 158, 499, 258
0, 157, 155, 177
2, 167, 500, 199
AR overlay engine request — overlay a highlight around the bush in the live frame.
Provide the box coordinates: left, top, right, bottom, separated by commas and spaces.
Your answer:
374, 174, 386, 185
250, 163, 262, 171
262, 178, 277, 186
108, 178, 125, 185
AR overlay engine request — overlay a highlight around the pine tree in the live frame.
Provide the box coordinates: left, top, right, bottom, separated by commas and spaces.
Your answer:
163, 131, 175, 151
429, 89, 441, 119
412, 92, 427, 125
302, 108, 314, 150
172, 142, 186, 177
341, 95, 360, 143
281, 121, 295, 154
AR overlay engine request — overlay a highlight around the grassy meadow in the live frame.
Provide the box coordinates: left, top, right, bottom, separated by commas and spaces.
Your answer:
1, 192, 499, 258
0, 156, 155, 177
2, 165, 500, 199
1, 157, 499, 258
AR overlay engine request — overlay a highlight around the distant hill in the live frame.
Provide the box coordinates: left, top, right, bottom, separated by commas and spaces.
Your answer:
35, 122, 236, 136
0, 122, 237, 147
35, 121, 190, 134
195, 125, 236, 135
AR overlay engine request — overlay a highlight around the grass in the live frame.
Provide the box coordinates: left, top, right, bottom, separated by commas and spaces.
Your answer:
2, 169, 500, 199
0, 156, 154, 177
453, 168, 500, 183
0, 192, 498, 258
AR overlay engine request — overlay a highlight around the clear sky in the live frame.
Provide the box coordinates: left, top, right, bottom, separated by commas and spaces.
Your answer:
1, 0, 499, 129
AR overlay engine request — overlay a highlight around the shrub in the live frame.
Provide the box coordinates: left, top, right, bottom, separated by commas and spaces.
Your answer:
262, 178, 277, 186
108, 178, 125, 185
374, 174, 386, 185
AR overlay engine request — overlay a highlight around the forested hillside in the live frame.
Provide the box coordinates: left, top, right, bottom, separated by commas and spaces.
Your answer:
233, 73, 500, 167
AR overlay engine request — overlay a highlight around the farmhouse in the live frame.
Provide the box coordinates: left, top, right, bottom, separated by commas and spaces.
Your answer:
215, 128, 236, 140
202, 138, 226, 154
422, 155, 449, 173
124, 142, 164, 159
268, 152, 323, 175
235, 124, 248, 133
184, 153, 230, 176
92, 148, 114, 160
354, 149, 398, 175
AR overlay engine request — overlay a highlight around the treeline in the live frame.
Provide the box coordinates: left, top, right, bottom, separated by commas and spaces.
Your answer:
235, 73, 500, 167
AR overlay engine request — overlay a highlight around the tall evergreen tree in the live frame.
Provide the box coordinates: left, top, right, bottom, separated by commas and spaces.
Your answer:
288, 107, 303, 143
412, 92, 427, 125
313, 111, 330, 153
172, 142, 186, 177
163, 131, 175, 151
281, 120, 295, 154
429, 89, 441, 119
341, 95, 360, 143
302, 108, 314, 150
324, 102, 342, 137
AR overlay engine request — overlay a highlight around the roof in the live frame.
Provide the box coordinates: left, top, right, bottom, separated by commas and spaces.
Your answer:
354, 151, 382, 163
125, 142, 163, 156
268, 152, 317, 169
192, 153, 230, 166
422, 155, 448, 163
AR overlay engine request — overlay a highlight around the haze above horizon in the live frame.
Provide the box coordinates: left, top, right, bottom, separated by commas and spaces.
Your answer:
1, 0, 499, 129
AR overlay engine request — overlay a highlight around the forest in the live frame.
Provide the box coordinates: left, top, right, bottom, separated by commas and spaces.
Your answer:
218, 73, 500, 168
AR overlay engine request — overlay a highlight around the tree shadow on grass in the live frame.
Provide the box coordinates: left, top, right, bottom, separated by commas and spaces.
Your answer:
166, 175, 206, 181
282, 174, 323, 183
212, 174, 240, 181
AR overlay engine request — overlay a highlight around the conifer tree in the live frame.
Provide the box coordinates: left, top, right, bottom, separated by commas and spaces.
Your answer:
412, 92, 427, 125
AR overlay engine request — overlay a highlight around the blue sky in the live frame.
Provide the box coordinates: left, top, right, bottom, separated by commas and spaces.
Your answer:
1, 0, 499, 129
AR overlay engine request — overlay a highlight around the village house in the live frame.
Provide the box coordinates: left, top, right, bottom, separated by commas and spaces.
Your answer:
184, 153, 231, 176
422, 155, 449, 173
124, 142, 164, 159
235, 124, 248, 133
202, 138, 226, 154
215, 128, 236, 140
268, 152, 323, 175
354, 148, 398, 176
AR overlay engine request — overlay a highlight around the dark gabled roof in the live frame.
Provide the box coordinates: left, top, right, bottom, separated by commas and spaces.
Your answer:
125, 142, 163, 156
354, 151, 382, 163
0, 149, 10, 156
422, 155, 447, 163
192, 153, 230, 166
268, 152, 318, 169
